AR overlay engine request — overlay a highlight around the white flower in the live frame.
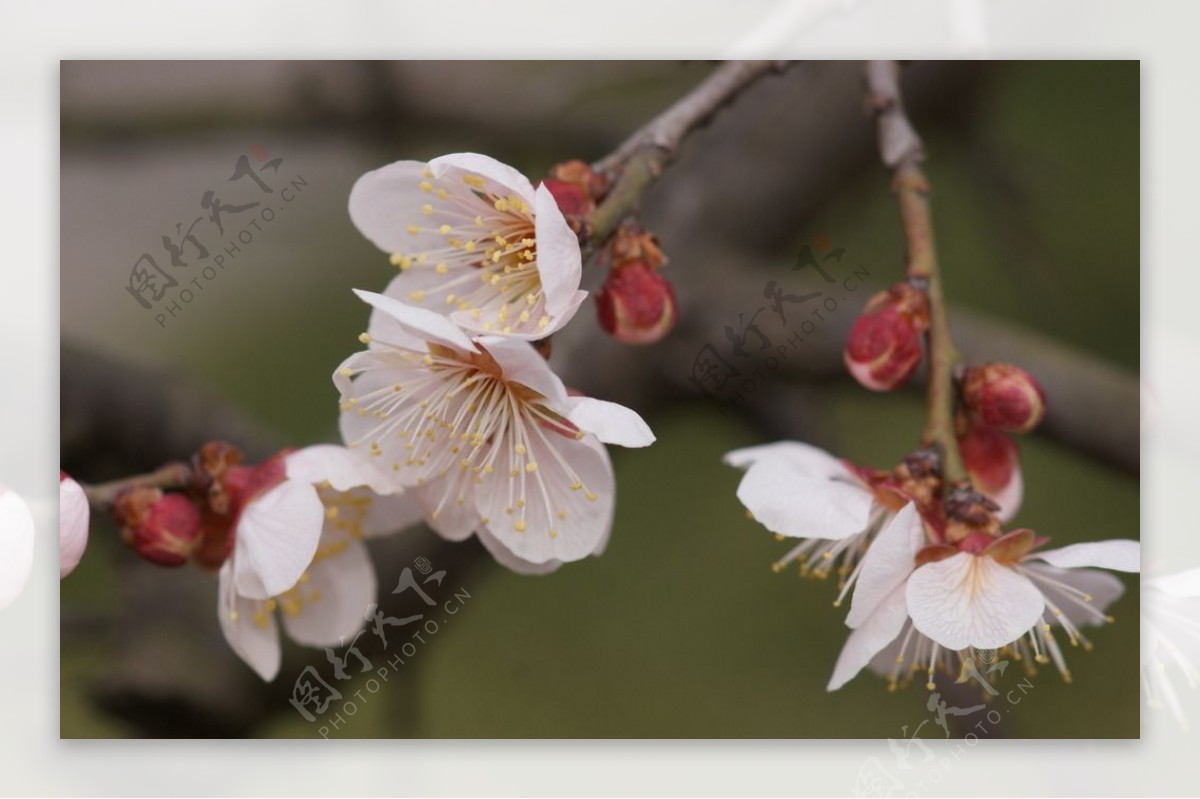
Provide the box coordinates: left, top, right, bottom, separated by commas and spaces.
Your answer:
724, 441, 912, 605
335, 290, 654, 569
0, 484, 34, 610
350, 152, 587, 340
829, 522, 1135, 691
1143, 568, 1200, 729
218, 445, 421, 680
60, 472, 89, 578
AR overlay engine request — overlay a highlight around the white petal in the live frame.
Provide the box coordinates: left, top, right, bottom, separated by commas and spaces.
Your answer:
1022, 562, 1126, 628
281, 536, 376, 647
0, 486, 34, 610
476, 433, 613, 565
284, 444, 403, 495
233, 479, 325, 600
218, 563, 281, 681
353, 289, 477, 353
846, 503, 924, 628
477, 336, 569, 406
476, 527, 564, 575
1150, 568, 1200, 598
361, 491, 425, 539
990, 463, 1023, 525
723, 440, 855, 481
566, 396, 655, 448
1031, 539, 1140, 572
907, 552, 1045, 650
429, 152, 537, 205
828, 583, 909, 691
348, 160, 447, 255
532, 183, 586, 324
735, 461, 873, 540
59, 475, 90, 579
415, 471, 479, 542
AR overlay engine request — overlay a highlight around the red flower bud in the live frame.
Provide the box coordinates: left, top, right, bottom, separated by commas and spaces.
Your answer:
543, 178, 593, 219
115, 487, 202, 567
596, 261, 678, 345
961, 363, 1046, 434
958, 423, 1022, 523
844, 283, 929, 391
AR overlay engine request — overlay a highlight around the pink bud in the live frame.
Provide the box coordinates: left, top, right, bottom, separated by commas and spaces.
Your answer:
962, 363, 1046, 434
115, 488, 202, 567
596, 261, 678, 345
843, 283, 928, 391
958, 423, 1023, 524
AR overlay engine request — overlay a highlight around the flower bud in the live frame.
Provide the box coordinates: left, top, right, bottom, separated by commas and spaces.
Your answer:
958, 423, 1022, 524
961, 363, 1046, 434
843, 283, 929, 391
115, 487, 202, 567
596, 260, 678, 345
543, 178, 593, 219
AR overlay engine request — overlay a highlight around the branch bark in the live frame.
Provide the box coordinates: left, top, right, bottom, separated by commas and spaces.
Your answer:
865, 59, 966, 484
587, 60, 790, 245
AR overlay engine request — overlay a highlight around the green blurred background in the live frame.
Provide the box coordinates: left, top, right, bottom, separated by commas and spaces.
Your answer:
60, 61, 1139, 738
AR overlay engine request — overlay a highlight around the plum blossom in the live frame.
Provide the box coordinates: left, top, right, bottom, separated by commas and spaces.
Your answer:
335, 290, 654, 571
0, 484, 34, 610
723, 441, 920, 605
350, 153, 587, 340
826, 513, 1132, 691
216, 444, 421, 680
1142, 568, 1200, 729
60, 472, 89, 578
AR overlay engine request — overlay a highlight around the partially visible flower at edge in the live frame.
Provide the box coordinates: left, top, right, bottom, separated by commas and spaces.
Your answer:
336, 290, 655, 572
60, 472, 89, 579
0, 484, 35, 610
350, 152, 588, 341
1143, 568, 1200, 730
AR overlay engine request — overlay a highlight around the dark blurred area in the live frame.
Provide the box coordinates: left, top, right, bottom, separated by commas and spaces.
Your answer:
61, 61, 1139, 738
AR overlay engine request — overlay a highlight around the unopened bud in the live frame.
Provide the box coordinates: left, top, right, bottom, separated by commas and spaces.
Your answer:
958, 423, 1023, 524
844, 283, 929, 391
596, 260, 678, 345
961, 363, 1046, 434
115, 487, 202, 567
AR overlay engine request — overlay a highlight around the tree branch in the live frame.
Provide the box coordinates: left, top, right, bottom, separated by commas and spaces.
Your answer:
587, 60, 790, 245
865, 59, 966, 484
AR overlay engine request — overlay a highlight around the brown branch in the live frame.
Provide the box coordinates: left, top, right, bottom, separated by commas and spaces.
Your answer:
587, 60, 790, 245
83, 462, 193, 513
865, 59, 966, 484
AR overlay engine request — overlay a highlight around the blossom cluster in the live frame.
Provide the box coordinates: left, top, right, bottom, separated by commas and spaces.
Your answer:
60, 153, 656, 680
726, 286, 1139, 693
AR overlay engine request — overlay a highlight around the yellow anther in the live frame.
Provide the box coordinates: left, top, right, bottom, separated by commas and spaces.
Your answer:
515, 520, 527, 533
525, 462, 538, 473
439, 224, 452, 235
463, 174, 485, 188
406, 224, 421, 235
436, 263, 449, 275
410, 290, 426, 303
358, 332, 371, 344
421, 203, 434, 215
419, 180, 433, 193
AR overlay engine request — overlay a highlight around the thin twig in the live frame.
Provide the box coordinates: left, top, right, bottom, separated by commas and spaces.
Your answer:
865, 60, 966, 484
588, 60, 790, 245
82, 462, 193, 513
